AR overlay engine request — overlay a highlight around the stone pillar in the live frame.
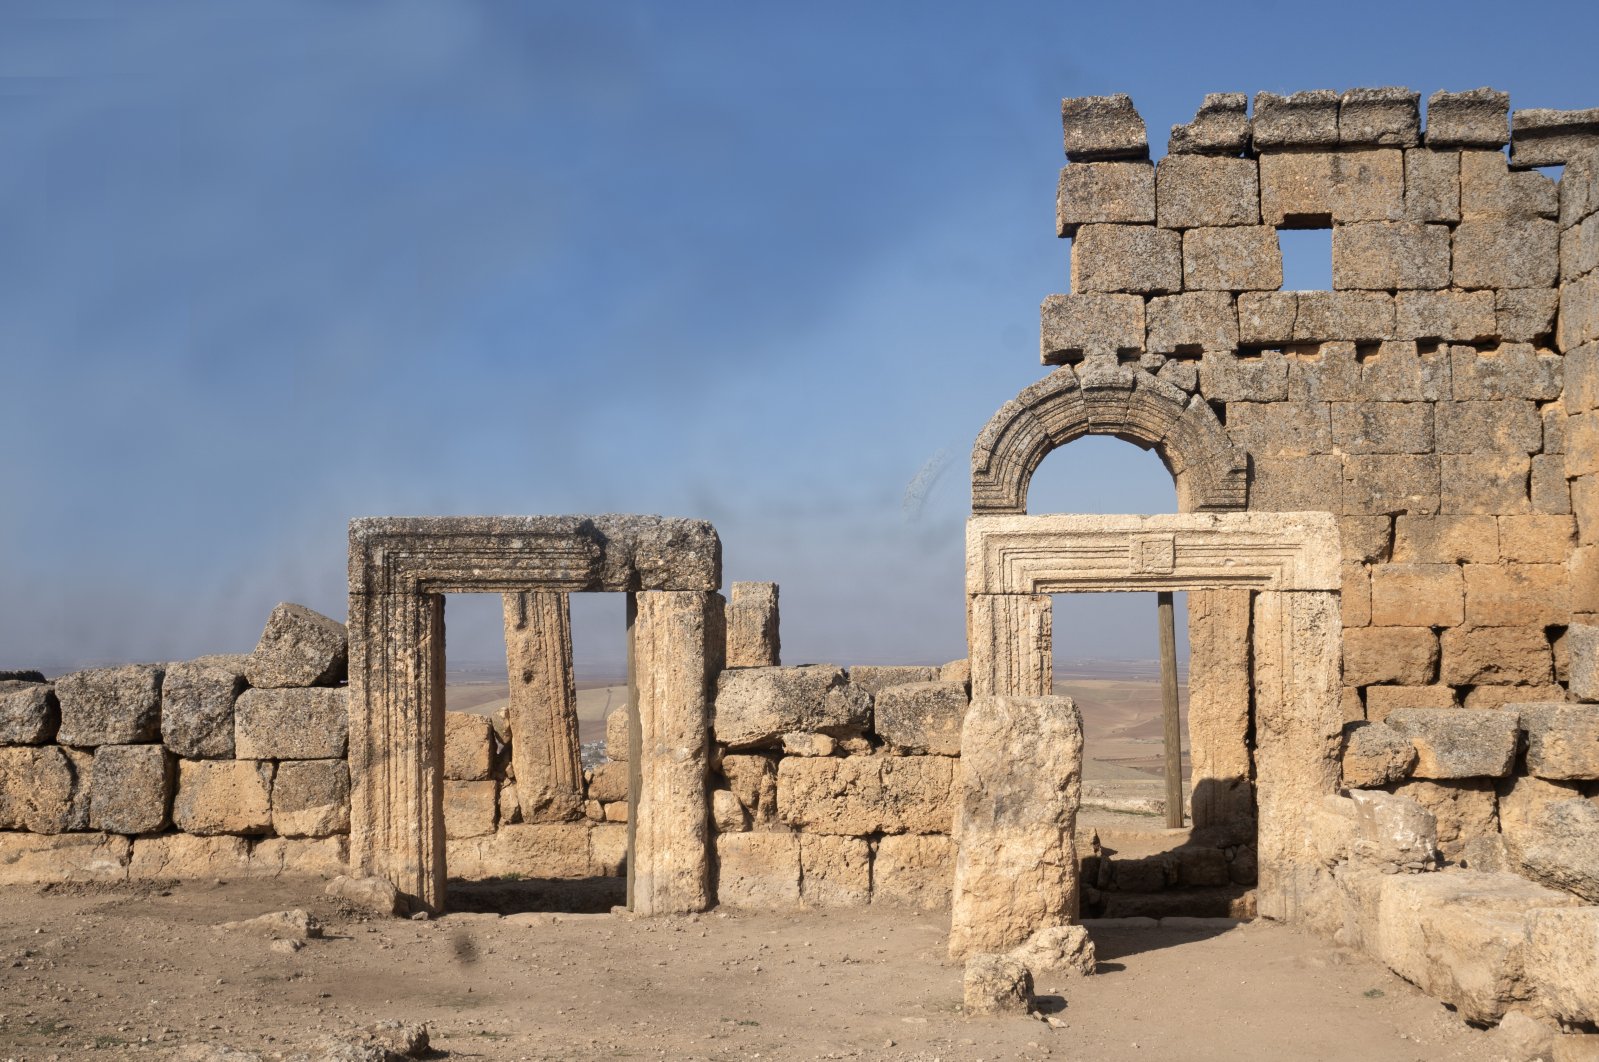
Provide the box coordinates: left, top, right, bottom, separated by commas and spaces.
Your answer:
1252, 590, 1343, 923
726, 581, 780, 667
968, 594, 1052, 698
630, 590, 714, 915
501, 591, 584, 823
1187, 589, 1255, 832
949, 694, 1082, 960
348, 590, 448, 914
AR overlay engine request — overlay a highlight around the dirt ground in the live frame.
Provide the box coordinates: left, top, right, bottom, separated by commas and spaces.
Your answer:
0, 876, 1505, 1062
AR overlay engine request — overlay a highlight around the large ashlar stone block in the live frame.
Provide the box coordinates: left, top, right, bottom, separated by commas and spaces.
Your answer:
250, 836, 348, 878
1440, 454, 1533, 515
587, 762, 627, 803
159, 660, 244, 759
54, 664, 163, 746
1347, 789, 1438, 867
173, 759, 274, 836
446, 822, 593, 880
1187, 589, 1253, 828
874, 681, 967, 756
1182, 227, 1282, 292
1167, 92, 1249, 156
1393, 291, 1496, 343
1340, 87, 1420, 148
630, 590, 716, 916
1373, 871, 1579, 1024
1434, 400, 1542, 454
1259, 150, 1403, 225
1061, 94, 1148, 162
1145, 291, 1239, 352
1440, 626, 1553, 686
272, 760, 351, 838
948, 695, 1082, 960
1511, 107, 1599, 170
1496, 288, 1559, 342
0, 746, 82, 833
1253, 90, 1339, 149
1340, 454, 1440, 515
129, 834, 251, 880
1382, 708, 1518, 779
778, 755, 954, 835
88, 744, 172, 834
1154, 155, 1258, 228
1070, 224, 1181, 295
1461, 151, 1559, 220
720, 754, 777, 825
443, 780, 498, 839
1330, 402, 1434, 455
968, 594, 1052, 698
1392, 778, 1497, 862
0, 831, 130, 885
605, 707, 630, 762
1056, 161, 1154, 236
1332, 222, 1450, 290
713, 665, 866, 748
1342, 628, 1439, 688
847, 666, 939, 694
1517, 704, 1599, 780
1403, 149, 1460, 223
1453, 219, 1559, 290
726, 581, 780, 668
245, 602, 348, 689
442, 711, 493, 782
1199, 350, 1288, 402
714, 831, 799, 907
1357, 340, 1452, 400
872, 834, 955, 910
799, 834, 870, 907
1527, 907, 1599, 1024
1040, 293, 1146, 362
0, 682, 58, 745
235, 688, 348, 760
1570, 624, 1599, 702
1425, 88, 1510, 148
1341, 724, 1417, 787
502, 591, 584, 822
1226, 402, 1330, 457
1368, 563, 1463, 627
1238, 291, 1297, 345
1464, 563, 1569, 626
1293, 291, 1395, 342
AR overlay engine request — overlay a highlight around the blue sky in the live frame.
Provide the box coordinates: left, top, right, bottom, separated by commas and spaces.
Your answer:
2, 1, 1595, 671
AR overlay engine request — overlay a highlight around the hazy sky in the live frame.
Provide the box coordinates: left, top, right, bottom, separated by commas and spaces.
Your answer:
3, 1, 1596, 672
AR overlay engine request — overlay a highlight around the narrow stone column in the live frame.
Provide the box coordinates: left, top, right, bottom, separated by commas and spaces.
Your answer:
726, 581, 780, 667
949, 694, 1083, 960
630, 590, 714, 915
1252, 590, 1342, 923
348, 590, 448, 914
501, 591, 584, 823
968, 593, 1052, 698
1187, 588, 1255, 831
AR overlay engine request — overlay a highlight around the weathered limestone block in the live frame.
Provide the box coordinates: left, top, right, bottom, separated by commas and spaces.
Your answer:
1253, 90, 1339, 149
1154, 155, 1258, 228
159, 660, 244, 759
502, 591, 583, 823
1383, 707, 1519, 779
1331, 402, 1435, 455
1348, 789, 1437, 867
1238, 291, 1297, 345
1145, 292, 1239, 352
1199, 350, 1288, 402
725, 581, 780, 668
0, 746, 81, 833
1367, 563, 1463, 627
1403, 149, 1460, 223
1440, 626, 1553, 686
1293, 292, 1395, 342
1530, 455, 1571, 515
1435, 400, 1542, 455
872, 834, 955, 909
1358, 340, 1452, 400
249, 836, 348, 878
1168, 92, 1249, 156
1439, 454, 1533, 515
325, 873, 404, 916
1453, 218, 1559, 290
1056, 161, 1154, 236
1504, 791, 1599, 903
1561, 273, 1599, 352
1571, 624, 1599, 702
948, 695, 1081, 960
1070, 224, 1181, 295
630, 590, 715, 915
713, 665, 865, 748
874, 681, 966, 756
443, 780, 497, 839
1497, 288, 1559, 342
88, 744, 172, 834
54, 664, 163, 746
778, 755, 954, 835
442, 711, 493, 782
968, 594, 1051, 699
1464, 563, 1569, 626
1259, 150, 1403, 225
1061, 94, 1148, 162
1340, 453, 1441, 515
720, 754, 778, 825
586, 761, 627, 803
711, 788, 748, 832
1362, 685, 1454, 722
1527, 907, 1599, 1024
604, 707, 629, 762
799, 834, 870, 907
234, 687, 347, 760
1392, 778, 1498, 861
128, 834, 250, 880
714, 831, 799, 907
173, 759, 274, 835
446, 822, 592, 880
1226, 402, 1330, 458
1187, 589, 1253, 828
1426, 88, 1510, 148
245, 602, 348, 689
1392, 291, 1496, 342
0, 831, 129, 885
963, 953, 1034, 1016
1009, 924, 1096, 976
1340, 88, 1420, 148
1512, 107, 1599, 169
1341, 725, 1417, 787
0, 682, 57, 745
1450, 344, 1564, 402
1181, 226, 1282, 292
591, 822, 627, 875
272, 760, 351, 838
1462, 150, 1558, 220
1374, 871, 1579, 1024
846, 665, 939, 694
1332, 222, 1450, 291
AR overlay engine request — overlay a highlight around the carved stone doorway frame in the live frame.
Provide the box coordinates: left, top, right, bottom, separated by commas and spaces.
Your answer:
966, 512, 1343, 921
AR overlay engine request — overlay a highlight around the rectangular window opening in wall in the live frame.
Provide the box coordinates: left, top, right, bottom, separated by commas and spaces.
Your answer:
441, 591, 630, 914
1278, 226, 1333, 291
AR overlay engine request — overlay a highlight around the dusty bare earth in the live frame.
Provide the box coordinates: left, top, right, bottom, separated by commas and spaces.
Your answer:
0, 876, 1504, 1062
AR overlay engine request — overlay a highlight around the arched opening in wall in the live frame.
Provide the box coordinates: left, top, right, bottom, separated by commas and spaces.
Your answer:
1027, 435, 1255, 918
440, 592, 629, 914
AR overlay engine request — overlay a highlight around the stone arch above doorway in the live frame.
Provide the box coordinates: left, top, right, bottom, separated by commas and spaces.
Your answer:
970, 360, 1248, 514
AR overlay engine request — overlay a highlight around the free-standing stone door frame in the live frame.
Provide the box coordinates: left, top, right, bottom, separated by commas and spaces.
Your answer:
347, 515, 722, 915
966, 512, 1343, 923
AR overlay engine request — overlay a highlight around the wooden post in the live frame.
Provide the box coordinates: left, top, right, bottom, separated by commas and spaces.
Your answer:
1157, 591, 1184, 829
